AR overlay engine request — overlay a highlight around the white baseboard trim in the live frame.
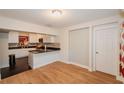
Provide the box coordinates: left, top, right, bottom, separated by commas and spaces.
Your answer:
59, 60, 90, 70
59, 60, 69, 64
69, 62, 89, 70
116, 75, 124, 83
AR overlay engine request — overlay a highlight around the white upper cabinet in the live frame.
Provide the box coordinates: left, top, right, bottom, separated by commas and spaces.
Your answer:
36, 34, 43, 42
29, 33, 38, 43
8, 31, 19, 43
43, 35, 49, 43
29, 33, 45, 43
43, 35, 57, 43
8, 31, 58, 43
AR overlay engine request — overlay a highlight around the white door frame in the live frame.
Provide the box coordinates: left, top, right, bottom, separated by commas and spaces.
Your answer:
92, 22, 120, 77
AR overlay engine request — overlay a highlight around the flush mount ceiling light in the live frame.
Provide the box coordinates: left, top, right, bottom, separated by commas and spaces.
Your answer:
51, 9, 62, 16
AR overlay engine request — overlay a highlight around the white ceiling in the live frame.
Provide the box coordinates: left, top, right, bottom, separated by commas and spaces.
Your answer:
0, 9, 119, 28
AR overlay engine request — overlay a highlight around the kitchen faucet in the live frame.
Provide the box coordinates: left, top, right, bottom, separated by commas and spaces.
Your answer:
44, 45, 47, 51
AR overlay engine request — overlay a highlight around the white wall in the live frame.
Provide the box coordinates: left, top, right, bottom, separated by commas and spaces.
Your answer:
59, 29, 69, 62
0, 16, 59, 35
0, 32, 9, 68
65, 15, 120, 30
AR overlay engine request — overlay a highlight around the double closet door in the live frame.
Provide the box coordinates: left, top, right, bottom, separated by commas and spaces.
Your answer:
95, 23, 119, 75
69, 23, 119, 76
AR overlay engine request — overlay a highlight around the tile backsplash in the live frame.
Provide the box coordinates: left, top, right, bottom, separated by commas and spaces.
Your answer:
8, 43, 60, 49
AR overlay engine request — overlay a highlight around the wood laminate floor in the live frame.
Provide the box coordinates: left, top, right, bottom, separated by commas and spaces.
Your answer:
0, 62, 122, 84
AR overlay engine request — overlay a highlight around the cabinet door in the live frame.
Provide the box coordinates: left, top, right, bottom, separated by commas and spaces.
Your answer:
50, 36, 56, 43
43, 35, 47, 43
46, 35, 51, 43
29, 33, 37, 43
8, 31, 19, 43
43, 35, 56, 43
36, 34, 42, 43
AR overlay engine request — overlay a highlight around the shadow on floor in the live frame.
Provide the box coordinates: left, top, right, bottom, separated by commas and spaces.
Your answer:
1, 57, 31, 79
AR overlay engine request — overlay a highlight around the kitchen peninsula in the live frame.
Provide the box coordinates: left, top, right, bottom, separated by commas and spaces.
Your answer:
28, 48, 61, 69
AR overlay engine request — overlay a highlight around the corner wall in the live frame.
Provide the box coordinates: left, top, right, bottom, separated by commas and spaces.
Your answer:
59, 29, 69, 62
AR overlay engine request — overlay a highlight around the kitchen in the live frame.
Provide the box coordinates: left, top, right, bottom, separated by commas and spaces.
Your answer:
0, 0, 123, 92
1, 30, 60, 79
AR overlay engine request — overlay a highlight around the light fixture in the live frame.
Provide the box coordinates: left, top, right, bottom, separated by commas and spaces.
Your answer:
51, 9, 62, 16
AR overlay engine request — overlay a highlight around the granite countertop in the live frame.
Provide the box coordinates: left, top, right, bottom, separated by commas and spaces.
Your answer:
9, 46, 36, 49
29, 48, 60, 54
9, 46, 60, 50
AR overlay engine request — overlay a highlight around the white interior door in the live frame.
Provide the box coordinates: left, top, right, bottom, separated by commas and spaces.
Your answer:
69, 28, 89, 67
95, 24, 118, 75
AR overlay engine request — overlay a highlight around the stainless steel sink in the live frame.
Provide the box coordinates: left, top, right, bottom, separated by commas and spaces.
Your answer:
29, 49, 53, 53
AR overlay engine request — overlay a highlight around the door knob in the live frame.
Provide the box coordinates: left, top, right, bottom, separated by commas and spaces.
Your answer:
96, 51, 99, 54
